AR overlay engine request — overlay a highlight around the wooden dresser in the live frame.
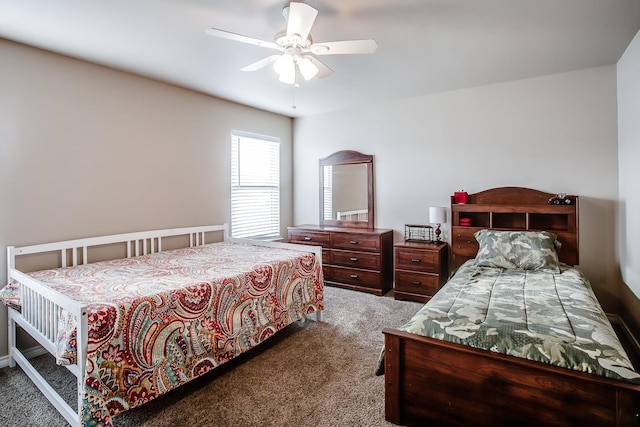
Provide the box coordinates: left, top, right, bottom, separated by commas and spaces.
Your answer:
287, 225, 393, 295
394, 241, 449, 303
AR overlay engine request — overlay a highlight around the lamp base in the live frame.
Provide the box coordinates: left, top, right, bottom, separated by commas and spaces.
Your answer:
430, 224, 442, 243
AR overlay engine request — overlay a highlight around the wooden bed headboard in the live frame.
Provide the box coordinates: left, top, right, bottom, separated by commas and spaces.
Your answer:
450, 187, 579, 267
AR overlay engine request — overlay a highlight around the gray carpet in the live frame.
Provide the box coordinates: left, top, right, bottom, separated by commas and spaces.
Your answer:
0, 287, 422, 427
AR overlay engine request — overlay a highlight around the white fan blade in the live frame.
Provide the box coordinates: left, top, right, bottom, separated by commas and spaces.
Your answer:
286, 2, 318, 42
307, 56, 333, 78
241, 55, 281, 72
205, 28, 279, 50
310, 39, 378, 55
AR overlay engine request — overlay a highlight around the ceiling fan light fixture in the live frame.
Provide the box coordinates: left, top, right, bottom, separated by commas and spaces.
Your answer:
206, 1, 377, 85
278, 68, 296, 84
274, 54, 296, 84
297, 56, 319, 81
273, 53, 294, 76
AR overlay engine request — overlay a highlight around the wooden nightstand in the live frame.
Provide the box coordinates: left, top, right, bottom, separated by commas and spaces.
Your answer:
394, 241, 449, 303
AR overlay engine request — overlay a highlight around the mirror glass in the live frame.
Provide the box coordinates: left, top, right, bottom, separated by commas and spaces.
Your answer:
319, 151, 374, 229
322, 164, 368, 221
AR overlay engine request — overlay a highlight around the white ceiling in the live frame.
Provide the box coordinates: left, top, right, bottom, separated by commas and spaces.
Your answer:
1, 0, 639, 118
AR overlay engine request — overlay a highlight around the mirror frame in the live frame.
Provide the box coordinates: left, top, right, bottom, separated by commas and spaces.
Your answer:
319, 150, 374, 229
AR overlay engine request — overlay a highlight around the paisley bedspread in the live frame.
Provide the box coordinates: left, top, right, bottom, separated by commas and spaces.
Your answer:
1, 241, 323, 426
377, 260, 640, 382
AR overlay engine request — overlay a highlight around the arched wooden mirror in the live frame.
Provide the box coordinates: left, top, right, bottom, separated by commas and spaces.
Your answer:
319, 150, 374, 229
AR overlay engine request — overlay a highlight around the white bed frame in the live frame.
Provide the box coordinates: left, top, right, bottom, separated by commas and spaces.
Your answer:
5, 223, 322, 427
336, 208, 368, 221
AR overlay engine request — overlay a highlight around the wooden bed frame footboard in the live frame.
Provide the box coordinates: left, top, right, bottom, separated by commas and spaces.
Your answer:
6, 224, 323, 427
382, 329, 640, 427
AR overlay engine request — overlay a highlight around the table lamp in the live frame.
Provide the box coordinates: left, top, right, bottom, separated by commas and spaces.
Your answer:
429, 206, 447, 243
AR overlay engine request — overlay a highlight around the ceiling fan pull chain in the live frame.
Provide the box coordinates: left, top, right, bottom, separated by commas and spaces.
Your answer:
291, 85, 297, 110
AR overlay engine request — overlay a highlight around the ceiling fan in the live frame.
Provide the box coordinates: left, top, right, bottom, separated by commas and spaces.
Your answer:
205, 2, 378, 85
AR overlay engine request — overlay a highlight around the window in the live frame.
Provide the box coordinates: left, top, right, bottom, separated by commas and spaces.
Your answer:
323, 165, 332, 220
231, 132, 280, 239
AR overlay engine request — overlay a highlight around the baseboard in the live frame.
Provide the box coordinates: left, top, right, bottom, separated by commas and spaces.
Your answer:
0, 345, 48, 369
608, 313, 640, 368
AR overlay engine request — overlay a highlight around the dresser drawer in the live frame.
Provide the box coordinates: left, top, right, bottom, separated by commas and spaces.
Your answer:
321, 249, 330, 265
394, 270, 440, 295
322, 265, 333, 282
331, 250, 380, 270
331, 266, 381, 288
395, 248, 439, 273
452, 227, 480, 257
288, 225, 393, 296
288, 230, 331, 247
331, 233, 380, 252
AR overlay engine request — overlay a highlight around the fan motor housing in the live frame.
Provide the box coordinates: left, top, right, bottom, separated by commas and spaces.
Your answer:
275, 31, 312, 49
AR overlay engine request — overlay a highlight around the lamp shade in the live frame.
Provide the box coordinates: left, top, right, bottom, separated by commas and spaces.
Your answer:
296, 56, 319, 81
429, 206, 447, 224
273, 54, 295, 84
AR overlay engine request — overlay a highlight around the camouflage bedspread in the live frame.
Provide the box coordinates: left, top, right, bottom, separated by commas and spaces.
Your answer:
378, 260, 640, 382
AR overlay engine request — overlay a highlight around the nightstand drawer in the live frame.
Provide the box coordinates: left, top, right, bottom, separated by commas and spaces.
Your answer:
394, 270, 440, 295
288, 230, 331, 246
395, 248, 439, 272
394, 241, 449, 302
331, 250, 380, 270
331, 233, 380, 252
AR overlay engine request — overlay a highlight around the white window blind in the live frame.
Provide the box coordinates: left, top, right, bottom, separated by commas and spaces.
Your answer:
323, 165, 333, 220
231, 133, 280, 239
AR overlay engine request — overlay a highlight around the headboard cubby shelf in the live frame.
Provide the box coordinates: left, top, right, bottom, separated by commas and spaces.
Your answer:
451, 187, 579, 268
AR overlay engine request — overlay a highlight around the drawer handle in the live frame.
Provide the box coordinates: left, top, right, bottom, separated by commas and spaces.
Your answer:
411, 281, 422, 286
411, 258, 421, 263
350, 257, 358, 262
350, 274, 358, 279
304, 237, 312, 241
350, 240, 359, 245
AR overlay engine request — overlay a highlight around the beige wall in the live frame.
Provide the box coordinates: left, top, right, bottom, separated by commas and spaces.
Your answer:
293, 65, 622, 313
617, 28, 640, 333
0, 39, 293, 357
